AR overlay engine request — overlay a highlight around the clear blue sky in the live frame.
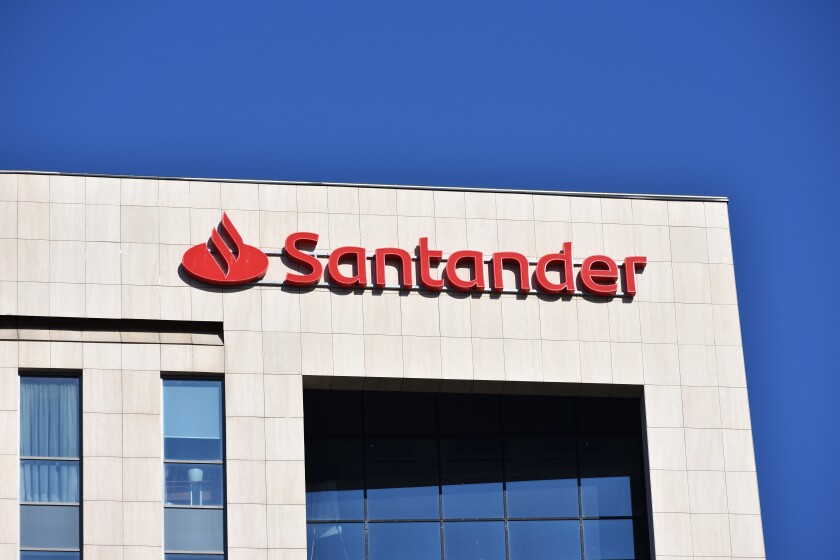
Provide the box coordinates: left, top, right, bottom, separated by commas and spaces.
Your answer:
2, 1, 838, 556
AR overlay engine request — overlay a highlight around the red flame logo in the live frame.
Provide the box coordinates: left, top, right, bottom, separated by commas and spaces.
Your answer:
182, 213, 269, 286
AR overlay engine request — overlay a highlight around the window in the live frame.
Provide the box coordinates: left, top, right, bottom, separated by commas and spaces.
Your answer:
163, 379, 226, 559
19, 375, 81, 559
304, 391, 650, 560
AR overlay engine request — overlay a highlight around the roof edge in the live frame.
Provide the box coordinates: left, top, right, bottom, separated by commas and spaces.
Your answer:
0, 170, 729, 203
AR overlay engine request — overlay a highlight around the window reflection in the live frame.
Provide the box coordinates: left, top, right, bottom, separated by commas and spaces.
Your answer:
164, 463, 224, 507
368, 522, 441, 560
308, 524, 365, 560
583, 519, 635, 560
304, 390, 649, 560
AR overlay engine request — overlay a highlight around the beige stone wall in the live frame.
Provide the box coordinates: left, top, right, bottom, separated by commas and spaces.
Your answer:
0, 172, 764, 559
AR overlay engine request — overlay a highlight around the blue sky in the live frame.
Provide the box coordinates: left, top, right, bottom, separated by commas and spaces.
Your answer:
2, 1, 838, 556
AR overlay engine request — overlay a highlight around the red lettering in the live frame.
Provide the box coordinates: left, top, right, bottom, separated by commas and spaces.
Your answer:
374, 247, 414, 289
418, 237, 444, 290
327, 246, 367, 288
534, 242, 575, 295
580, 255, 619, 296
445, 250, 485, 292
623, 256, 647, 297
491, 252, 531, 293
283, 232, 322, 287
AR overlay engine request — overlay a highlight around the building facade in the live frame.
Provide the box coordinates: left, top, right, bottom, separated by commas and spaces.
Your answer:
0, 172, 764, 559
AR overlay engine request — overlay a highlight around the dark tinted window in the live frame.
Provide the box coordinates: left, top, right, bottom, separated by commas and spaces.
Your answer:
304, 390, 650, 560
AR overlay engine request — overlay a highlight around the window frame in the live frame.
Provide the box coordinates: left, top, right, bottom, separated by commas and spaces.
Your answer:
161, 374, 228, 559
19, 369, 84, 560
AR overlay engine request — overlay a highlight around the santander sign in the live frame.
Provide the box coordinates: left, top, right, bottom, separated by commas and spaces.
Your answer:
183, 214, 647, 297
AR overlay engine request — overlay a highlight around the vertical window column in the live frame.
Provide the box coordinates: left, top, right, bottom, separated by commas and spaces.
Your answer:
162, 379, 226, 560
19, 375, 82, 560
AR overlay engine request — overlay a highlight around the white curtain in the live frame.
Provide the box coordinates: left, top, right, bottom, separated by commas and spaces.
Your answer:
20, 378, 80, 503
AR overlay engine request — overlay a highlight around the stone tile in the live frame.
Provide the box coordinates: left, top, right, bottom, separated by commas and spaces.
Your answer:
50, 203, 85, 240
496, 192, 533, 220
0, 202, 16, 239
645, 385, 684, 427
685, 428, 725, 471
649, 469, 690, 513
707, 228, 733, 264
688, 470, 728, 513
691, 513, 731, 557
327, 186, 359, 214
571, 222, 604, 256
328, 212, 360, 246
225, 331, 264, 374
440, 337, 473, 380
633, 225, 671, 261
397, 189, 435, 217
682, 386, 721, 429
123, 501, 162, 546
86, 204, 121, 242
266, 504, 307, 549
726, 471, 761, 515
632, 199, 669, 225
639, 302, 677, 343
729, 514, 765, 557
299, 289, 332, 333
670, 226, 708, 263
83, 412, 122, 457
84, 500, 123, 545
715, 345, 747, 387
719, 387, 752, 430
222, 182, 260, 210
360, 214, 399, 248
265, 417, 305, 461
533, 194, 572, 222
675, 303, 715, 345
301, 333, 333, 376
18, 174, 49, 202
259, 183, 297, 212
260, 289, 300, 333
651, 512, 694, 556
464, 191, 496, 219
501, 295, 540, 340
537, 297, 577, 340
579, 341, 611, 384
434, 217, 467, 254
359, 187, 397, 215
49, 282, 85, 317
503, 339, 542, 383
708, 263, 738, 305
227, 417, 267, 461
533, 220, 572, 256
18, 201, 49, 239
363, 334, 403, 378
121, 206, 160, 244
18, 238, 49, 282
228, 503, 268, 548
713, 304, 742, 346
434, 190, 466, 218
704, 202, 730, 228
262, 332, 302, 375
722, 429, 756, 471
266, 460, 306, 505
330, 290, 364, 334
403, 336, 442, 379
122, 414, 161, 458
264, 374, 303, 418
189, 181, 221, 209
332, 334, 364, 377
227, 459, 268, 504
471, 338, 505, 381
570, 197, 601, 223
123, 457, 161, 502
497, 220, 536, 256
679, 345, 718, 386
646, 427, 687, 470
668, 200, 706, 227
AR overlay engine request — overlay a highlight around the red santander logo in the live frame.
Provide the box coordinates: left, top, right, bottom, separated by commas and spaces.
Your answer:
182, 213, 269, 286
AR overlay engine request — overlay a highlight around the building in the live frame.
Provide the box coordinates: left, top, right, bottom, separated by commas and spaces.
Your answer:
0, 171, 764, 559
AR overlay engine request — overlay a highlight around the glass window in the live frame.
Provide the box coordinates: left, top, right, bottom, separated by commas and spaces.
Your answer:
441, 438, 503, 519
443, 522, 505, 560
21, 552, 80, 560
505, 437, 578, 518
164, 508, 225, 553
20, 375, 81, 556
163, 380, 223, 461
583, 519, 635, 560
306, 439, 364, 521
508, 520, 581, 560
366, 438, 438, 520
20, 504, 80, 549
307, 523, 365, 560
368, 522, 441, 560
303, 390, 650, 560
163, 379, 226, 557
